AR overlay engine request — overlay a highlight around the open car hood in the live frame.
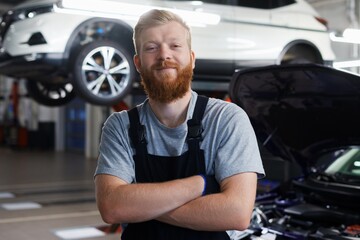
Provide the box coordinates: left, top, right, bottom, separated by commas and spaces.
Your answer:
229, 64, 360, 169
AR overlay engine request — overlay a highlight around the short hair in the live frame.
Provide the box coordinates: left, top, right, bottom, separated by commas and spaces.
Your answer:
133, 9, 192, 54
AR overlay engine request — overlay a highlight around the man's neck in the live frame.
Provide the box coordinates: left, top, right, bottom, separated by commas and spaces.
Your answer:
149, 91, 192, 128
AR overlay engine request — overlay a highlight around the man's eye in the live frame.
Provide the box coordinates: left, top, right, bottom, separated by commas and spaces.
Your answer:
145, 46, 157, 52
172, 44, 184, 50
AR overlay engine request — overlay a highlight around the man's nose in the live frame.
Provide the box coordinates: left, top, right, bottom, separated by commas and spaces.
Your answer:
158, 45, 171, 60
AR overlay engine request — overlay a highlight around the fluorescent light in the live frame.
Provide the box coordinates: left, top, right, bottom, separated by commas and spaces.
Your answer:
191, 1, 204, 6
333, 59, 360, 68
59, 0, 220, 26
343, 28, 360, 39
330, 28, 360, 44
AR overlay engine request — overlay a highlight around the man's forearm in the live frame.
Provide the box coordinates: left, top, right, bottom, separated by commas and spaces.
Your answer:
157, 173, 257, 231
157, 193, 242, 231
95, 174, 204, 224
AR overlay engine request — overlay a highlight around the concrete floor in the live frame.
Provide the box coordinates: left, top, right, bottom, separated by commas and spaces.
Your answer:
0, 147, 120, 240
0, 145, 292, 240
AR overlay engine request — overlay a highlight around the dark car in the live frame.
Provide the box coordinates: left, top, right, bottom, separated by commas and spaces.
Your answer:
229, 64, 360, 239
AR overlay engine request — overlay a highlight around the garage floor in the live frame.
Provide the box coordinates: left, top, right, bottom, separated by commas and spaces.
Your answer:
0, 147, 121, 240
0, 145, 289, 240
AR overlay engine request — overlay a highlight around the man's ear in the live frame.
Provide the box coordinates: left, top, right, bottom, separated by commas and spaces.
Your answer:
134, 55, 141, 73
191, 50, 196, 69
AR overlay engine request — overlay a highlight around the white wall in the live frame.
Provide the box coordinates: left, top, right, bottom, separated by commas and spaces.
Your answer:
308, 0, 360, 73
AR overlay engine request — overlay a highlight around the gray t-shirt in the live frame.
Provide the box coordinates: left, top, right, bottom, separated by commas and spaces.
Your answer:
95, 91, 265, 183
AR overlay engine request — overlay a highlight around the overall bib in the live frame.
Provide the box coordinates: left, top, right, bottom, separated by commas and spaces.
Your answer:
121, 96, 230, 240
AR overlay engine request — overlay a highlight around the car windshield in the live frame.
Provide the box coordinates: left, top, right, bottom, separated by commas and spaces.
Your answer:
316, 147, 360, 184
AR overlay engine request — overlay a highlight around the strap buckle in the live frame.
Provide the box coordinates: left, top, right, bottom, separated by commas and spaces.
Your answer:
187, 119, 203, 140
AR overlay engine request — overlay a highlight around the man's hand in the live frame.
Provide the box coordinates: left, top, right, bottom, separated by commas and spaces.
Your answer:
157, 172, 257, 231
200, 175, 220, 195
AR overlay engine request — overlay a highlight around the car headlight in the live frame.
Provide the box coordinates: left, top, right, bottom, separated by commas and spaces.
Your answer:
12, 5, 54, 21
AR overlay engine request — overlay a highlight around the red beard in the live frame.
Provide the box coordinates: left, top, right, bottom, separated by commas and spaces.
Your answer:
140, 60, 193, 103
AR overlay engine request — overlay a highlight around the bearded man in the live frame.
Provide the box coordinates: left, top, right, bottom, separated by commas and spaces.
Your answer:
94, 9, 265, 240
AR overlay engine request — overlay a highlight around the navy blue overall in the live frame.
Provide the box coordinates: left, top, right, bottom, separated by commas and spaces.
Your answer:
121, 96, 230, 240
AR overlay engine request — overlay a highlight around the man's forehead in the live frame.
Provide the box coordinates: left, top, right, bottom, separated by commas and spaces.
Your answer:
142, 21, 186, 35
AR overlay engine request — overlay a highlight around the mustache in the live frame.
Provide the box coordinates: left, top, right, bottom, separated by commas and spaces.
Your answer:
152, 60, 179, 70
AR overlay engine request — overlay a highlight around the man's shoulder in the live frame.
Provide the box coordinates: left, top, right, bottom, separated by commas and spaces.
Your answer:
207, 97, 241, 111
205, 97, 248, 121
103, 110, 131, 130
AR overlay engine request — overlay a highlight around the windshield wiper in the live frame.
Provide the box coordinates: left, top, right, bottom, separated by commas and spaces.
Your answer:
333, 172, 360, 184
314, 172, 339, 182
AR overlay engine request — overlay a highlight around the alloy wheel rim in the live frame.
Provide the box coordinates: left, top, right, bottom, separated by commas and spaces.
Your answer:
81, 46, 131, 99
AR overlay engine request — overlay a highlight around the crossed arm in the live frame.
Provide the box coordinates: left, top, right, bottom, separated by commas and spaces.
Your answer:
95, 172, 257, 231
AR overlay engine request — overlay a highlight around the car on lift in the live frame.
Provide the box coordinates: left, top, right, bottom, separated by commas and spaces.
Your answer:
229, 64, 360, 240
0, 0, 335, 106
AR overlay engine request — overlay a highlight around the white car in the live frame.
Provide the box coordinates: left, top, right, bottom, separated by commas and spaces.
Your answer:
0, 0, 335, 106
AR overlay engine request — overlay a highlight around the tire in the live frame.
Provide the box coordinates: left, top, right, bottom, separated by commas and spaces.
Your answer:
72, 40, 136, 106
26, 80, 76, 106
281, 45, 322, 65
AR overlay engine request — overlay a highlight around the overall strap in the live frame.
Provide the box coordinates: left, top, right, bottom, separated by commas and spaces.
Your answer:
186, 95, 209, 173
187, 95, 208, 139
128, 107, 147, 155
127, 96, 209, 173
128, 96, 208, 149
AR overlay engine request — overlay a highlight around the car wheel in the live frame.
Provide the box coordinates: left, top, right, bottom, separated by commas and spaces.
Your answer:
281, 44, 322, 65
26, 80, 76, 106
72, 40, 136, 106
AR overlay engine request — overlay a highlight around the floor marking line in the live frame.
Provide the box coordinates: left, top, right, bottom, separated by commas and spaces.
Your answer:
0, 180, 94, 191
0, 211, 100, 224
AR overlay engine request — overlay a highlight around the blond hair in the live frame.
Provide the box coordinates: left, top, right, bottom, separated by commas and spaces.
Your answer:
133, 9, 191, 54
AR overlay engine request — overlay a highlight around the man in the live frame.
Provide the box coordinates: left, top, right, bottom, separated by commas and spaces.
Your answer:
94, 9, 265, 240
